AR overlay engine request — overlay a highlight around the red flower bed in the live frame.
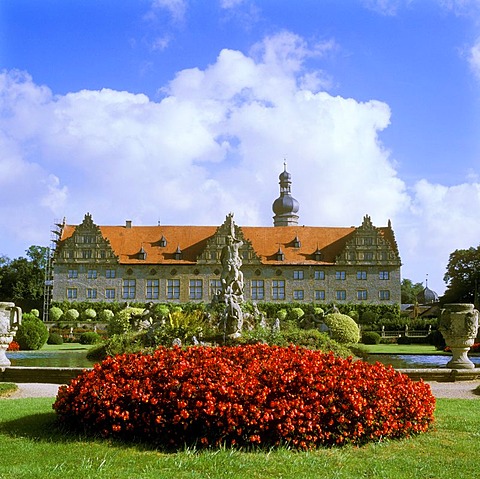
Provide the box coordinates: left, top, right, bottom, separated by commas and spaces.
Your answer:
53, 345, 435, 449
7, 340, 20, 351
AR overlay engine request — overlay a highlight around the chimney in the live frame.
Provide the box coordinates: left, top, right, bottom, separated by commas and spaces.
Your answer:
126, 220, 132, 228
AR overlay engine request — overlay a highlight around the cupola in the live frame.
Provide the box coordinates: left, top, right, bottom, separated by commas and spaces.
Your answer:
272, 162, 300, 227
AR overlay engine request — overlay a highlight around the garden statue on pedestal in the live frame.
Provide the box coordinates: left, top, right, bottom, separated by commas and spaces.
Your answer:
0, 302, 22, 371
439, 303, 479, 369
220, 213, 244, 338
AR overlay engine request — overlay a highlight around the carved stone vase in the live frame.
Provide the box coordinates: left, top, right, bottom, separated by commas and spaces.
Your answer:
0, 302, 22, 371
439, 303, 479, 369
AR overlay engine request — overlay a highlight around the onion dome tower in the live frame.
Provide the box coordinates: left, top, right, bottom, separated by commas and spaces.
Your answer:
416, 277, 439, 305
272, 162, 299, 227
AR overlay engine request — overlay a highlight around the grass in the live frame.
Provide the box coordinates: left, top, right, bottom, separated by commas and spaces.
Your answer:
0, 383, 18, 397
0, 397, 479, 478
358, 343, 447, 355
40, 343, 93, 352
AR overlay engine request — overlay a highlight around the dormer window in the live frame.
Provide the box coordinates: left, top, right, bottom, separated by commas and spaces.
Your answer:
276, 247, 285, 261
159, 235, 167, 247
138, 246, 147, 260
293, 236, 301, 248
175, 246, 182, 260
314, 248, 322, 261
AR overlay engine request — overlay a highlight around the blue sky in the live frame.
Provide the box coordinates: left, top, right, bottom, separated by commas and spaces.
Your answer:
1, 0, 480, 294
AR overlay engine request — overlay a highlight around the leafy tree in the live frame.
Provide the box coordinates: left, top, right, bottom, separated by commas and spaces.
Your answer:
442, 246, 480, 305
401, 278, 424, 304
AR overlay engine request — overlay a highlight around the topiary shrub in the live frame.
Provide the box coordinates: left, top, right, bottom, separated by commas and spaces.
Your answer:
47, 332, 64, 345
54, 345, 436, 450
30, 309, 40, 318
49, 306, 64, 322
276, 309, 288, 321
323, 313, 360, 344
98, 309, 114, 322
107, 307, 143, 336
288, 307, 305, 322
64, 309, 80, 322
15, 317, 49, 350
361, 331, 381, 345
82, 308, 97, 321
79, 331, 102, 345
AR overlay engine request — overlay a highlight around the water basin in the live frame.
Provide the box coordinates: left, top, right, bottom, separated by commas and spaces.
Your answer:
366, 354, 480, 369
6, 350, 95, 368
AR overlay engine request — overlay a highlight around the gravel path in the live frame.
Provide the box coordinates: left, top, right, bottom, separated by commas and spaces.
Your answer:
1, 381, 480, 400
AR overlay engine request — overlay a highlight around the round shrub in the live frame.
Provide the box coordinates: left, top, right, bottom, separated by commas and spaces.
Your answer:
49, 306, 64, 322
54, 345, 435, 450
108, 307, 144, 335
79, 331, 102, 345
15, 317, 49, 350
288, 307, 305, 322
323, 313, 361, 344
82, 308, 97, 321
361, 331, 381, 345
64, 309, 80, 322
30, 309, 40, 318
276, 309, 288, 321
98, 309, 114, 322
47, 332, 64, 345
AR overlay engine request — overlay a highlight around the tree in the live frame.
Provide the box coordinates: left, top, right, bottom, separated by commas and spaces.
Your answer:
401, 278, 424, 304
442, 246, 480, 305
0, 245, 49, 310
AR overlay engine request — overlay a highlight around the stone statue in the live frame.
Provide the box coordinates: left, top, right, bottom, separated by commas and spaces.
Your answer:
219, 213, 244, 339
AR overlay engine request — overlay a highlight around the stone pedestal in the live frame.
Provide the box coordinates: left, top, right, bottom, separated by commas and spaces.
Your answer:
439, 303, 479, 370
0, 302, 22, 371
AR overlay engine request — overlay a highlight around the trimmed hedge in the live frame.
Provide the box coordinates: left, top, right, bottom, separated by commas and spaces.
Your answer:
323, 313, 360, 344
54, 345, 435, 450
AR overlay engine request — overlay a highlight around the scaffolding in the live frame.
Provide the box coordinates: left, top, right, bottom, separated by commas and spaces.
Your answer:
42, 218, 64, 322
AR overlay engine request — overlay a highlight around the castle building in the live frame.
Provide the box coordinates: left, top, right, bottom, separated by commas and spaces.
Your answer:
51, 166, 401, 305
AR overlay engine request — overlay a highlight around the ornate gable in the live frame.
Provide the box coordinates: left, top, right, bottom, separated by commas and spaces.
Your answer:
196, 214, 261, 265
335, 215, 401, 266
54, 213, 118, 264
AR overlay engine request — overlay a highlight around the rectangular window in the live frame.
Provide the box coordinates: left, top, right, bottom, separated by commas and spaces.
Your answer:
67, 269, 78, 279
67, 288, 77, 299
251, 280, 265, 300
293, 290, 304, 300
189, 279, 203, 300
379, 271, 390, 280
364, 237, 373, 245
336, 271, 346, 280
167, 279, 180, 299
315, 290, 325, 301
87, 269, 97, 279
364, 252, 374, 260
87, 288, 97, 299
84, 235, 95, 244
379, 290, 390, 300
293, 270, 304, 280
100, 250, 106, 259
209, 279, 222, 296
272, 280, 285, 300
335, 290, 346, 301
106, 288, 116, 299
122, 279, 136, 299
357, 290, 367, 300
357, 271, 367, 280
146, 279, 159, 299
314, 270, 325, 280
106, 269, 116, 279
82, 249, 92, 259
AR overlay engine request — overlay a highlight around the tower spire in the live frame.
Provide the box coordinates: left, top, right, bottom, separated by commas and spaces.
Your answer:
272, 163, 299, 227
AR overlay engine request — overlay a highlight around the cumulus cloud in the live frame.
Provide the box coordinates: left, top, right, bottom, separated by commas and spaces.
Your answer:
151, 0, 187, 22
1, 31, 478, 293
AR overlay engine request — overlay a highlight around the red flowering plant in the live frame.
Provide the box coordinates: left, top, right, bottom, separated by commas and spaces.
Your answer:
7, 340, 20, 351
53, 345, 435, 450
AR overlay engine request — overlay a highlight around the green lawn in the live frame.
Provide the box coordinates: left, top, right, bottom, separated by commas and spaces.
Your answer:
358, 343, 448, 355
40, 343, 92, 352
0, 397, 479, 479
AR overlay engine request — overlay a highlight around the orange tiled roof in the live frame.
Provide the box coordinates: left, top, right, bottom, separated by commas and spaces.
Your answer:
59, 223, 366, 265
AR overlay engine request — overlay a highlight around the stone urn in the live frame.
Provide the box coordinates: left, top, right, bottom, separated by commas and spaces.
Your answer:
439, 303, 479, 369
0, 302, 22, 371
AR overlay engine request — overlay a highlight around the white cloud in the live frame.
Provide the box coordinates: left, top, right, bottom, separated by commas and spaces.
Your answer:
468, 38, 480, 80
1, 32, 477, 293
151, 0, 187, 22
